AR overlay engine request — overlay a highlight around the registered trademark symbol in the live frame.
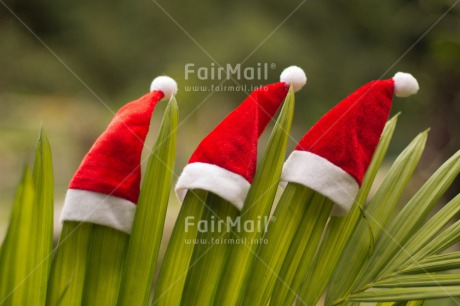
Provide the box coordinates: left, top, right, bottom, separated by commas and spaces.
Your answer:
270, 63, 276, 69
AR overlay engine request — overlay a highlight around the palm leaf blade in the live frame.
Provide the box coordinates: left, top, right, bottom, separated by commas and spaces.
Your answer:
373, 274, 460, 288
0, 167, 36, 305
326, 129, 428, 304
117, 97, 179, 306
399, 252, 460, 275
353, 149, 460, 290
348, 287, 460, 302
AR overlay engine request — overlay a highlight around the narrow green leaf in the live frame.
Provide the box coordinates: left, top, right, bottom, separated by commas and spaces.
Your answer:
181, 193, 239, 306
28, 128, 54, 306
0, 167, 26, 302
241, 184, 315, 306
398, 252, 460, 275
81, 225, 129, 306
295, 114, 399, 306
365, 218, 460, 292
214, 87, 295, 306
376, 302, 407, 306
46, 221, 92, 306
0, 167, 35, 305
382, 193, 460, 276
152, 189, 208, 306
376, 298, 424, 304
423, 297, 459, 306
407, 301, 425, 306
353, 149, 460, 291
117, 97, 179, 306
372, 274, 460, 288
326, 130, 428, 304
348, 286, 460, 302
280, 193, 333, 306
405, 218, 460, 264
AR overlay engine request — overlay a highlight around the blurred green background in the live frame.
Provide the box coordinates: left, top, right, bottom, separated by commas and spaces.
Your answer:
0, 0, 459, 249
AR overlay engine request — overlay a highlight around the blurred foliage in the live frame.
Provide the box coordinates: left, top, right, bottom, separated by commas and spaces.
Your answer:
0, 0, 459, 228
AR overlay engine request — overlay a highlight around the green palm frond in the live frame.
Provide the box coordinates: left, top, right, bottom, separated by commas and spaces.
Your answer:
0, 111, 459, 306
325, 149, 460, 305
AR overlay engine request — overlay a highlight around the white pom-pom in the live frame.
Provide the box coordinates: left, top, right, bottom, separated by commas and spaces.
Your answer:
150, 76, 178, 99
280, 66, 307, 92
393, 72, 419, 98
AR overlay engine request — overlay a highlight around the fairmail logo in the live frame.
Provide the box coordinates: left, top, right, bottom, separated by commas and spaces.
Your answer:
184, 63, 276, 81
184, 215, 275, 233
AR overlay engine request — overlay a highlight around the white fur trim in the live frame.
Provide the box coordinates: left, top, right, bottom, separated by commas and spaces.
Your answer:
150, 76, 178, 99
175, 163, 251, 210
393, 72, 419, 97
280, 66, 307, 92
60, 189, 136, 234
280, 151, 359, 215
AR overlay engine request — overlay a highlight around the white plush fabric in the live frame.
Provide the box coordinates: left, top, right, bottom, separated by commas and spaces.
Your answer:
280, 66, 307, 92
175, 162, 251, 211
150, 76, 178, 99
60, 189, 136, 234
393, 72, 419, 97
280, 151, 359, 215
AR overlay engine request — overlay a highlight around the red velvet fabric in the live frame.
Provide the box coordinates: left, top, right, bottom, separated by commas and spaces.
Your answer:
69, 90, 164, 204
188, 82, 289, 183
295, 79, 395, 185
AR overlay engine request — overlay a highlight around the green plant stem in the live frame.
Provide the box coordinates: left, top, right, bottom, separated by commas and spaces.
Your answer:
81, 225, 129, 306
153, 189, 208, 306
271, 192, 333, 306
240, 184, 314, 306
181, 193, 239, 306
117, 97, 178, 306
47, 221, 92, 306
213, 87, 295, 306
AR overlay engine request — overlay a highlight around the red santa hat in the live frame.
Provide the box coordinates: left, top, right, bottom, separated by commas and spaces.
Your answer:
280, 72, 419, 215
175, 66, 307, 210
60, 76, 178, 234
